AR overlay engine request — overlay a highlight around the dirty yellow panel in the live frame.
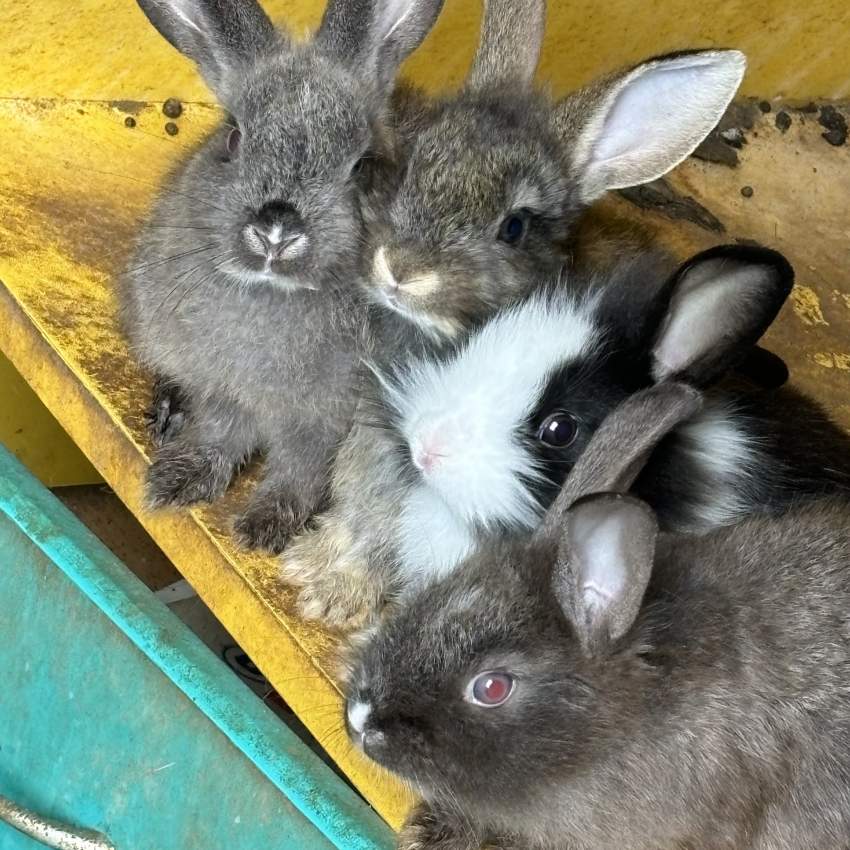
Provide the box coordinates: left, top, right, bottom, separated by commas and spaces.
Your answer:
0, 352, 101, 486
2, 0, 850, 101
0, 98, 414, 828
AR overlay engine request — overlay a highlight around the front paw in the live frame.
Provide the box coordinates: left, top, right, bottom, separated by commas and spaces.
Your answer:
146, 445, 233, 508
282, 526, 385, 628
398, 803, 478, 850
145, 378, 188, 448
234, 492, 311, 554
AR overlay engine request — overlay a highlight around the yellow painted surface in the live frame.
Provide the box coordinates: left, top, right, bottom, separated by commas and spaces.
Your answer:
0, 352, 101, 486
1, 0, 850, 101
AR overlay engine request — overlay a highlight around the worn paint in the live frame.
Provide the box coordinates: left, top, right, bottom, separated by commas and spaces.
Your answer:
790, 285, 829, 326
813, 352, 850, 370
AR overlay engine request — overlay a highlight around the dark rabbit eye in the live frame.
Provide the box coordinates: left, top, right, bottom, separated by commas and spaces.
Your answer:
226, 127, 242, 157
498, 212, 528, 245
468, 672, 515, 707
537, 412, 579, 447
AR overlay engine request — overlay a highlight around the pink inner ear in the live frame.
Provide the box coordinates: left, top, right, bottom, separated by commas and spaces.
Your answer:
652, 263, 770, 382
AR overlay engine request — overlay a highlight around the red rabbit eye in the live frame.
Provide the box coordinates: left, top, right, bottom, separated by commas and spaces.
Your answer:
468, 672, 515, 707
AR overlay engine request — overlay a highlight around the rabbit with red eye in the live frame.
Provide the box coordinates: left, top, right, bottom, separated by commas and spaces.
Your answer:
281, 0, 747, 623
120, 0, 445, 552
347, 381, 850, 850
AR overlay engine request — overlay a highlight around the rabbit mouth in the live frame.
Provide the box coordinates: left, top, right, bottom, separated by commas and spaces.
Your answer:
219, 259, 319, 292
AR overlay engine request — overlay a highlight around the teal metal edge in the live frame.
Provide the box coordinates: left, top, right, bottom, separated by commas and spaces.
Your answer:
0, 445, 394, 850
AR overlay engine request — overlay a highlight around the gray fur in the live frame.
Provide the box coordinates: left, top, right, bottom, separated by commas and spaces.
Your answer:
347, 383, 850, 849
122, 0, 444, 551
283, 18, 744, 622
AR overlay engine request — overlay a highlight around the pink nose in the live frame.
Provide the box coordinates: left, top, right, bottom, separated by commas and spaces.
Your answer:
412, 439, 445, 474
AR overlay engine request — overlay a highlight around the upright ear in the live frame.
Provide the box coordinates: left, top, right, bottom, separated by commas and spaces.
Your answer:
553, 494, 656, 655
651, 244, 795, 387
555, 50, 746, 204
466, 0, 546, 91
534, 382, 702, 543
136, 0, 279, 96
316, 0, 446, 90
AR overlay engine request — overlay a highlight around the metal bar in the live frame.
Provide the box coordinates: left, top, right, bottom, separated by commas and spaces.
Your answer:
0, 794, 115, 850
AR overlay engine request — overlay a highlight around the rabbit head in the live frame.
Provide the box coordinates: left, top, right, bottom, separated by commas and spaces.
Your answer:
136, 0, 445, 290
346, 382, 700, 813
377, 245, 792, 574
361, 0, 746, 336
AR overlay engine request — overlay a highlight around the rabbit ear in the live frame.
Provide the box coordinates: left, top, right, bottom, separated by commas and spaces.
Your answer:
136, 0, 279, 95
534, 382, 702, 544
555, 50, 746, 203
553, 493, 657, 655
651, 244, 795, 387
317, 0, 446, 90
466, 0, 546, 91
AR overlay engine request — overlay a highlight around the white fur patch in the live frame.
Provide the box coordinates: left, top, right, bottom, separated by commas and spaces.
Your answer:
381, 290, 601, 581
676, 399, 759, 528
347, 700, 371, 735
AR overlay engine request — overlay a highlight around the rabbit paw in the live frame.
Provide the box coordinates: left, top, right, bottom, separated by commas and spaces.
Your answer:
145, 377, 188, 448
398, 804, 480, 850
281, 525, 384, 629
146, 444, 233, 508
296, 562, 384, 630
234, 492, 310, 554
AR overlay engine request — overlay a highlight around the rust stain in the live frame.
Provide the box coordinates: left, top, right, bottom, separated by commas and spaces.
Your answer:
790, 285, 829, 326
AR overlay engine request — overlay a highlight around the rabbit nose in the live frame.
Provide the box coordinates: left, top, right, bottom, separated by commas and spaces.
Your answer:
412, 436, 447, 475
247, 202, 308, 260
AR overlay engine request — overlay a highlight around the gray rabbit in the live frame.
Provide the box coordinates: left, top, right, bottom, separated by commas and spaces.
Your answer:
346, 381, 850, 850
120, 0, 444, 551
282, 0, 746, 622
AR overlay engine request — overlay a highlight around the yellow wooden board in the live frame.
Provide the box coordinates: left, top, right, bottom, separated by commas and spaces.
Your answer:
1, 0, 850, 101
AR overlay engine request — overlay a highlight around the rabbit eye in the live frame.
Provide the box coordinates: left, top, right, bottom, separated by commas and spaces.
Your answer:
537, 412, 579, 448
468, 672, 515, 707
226, 127, 242, 157
497, 212, 528, 245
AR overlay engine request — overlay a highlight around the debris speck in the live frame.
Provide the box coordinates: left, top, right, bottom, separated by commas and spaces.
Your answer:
775, 111, 792, 132
163, 98, 183, 119
758, 100, 772, 113
720, 127, 746, 148
165, 122, 179, 136
124, 116, 136, 128
740, 185, 754, 198
819, 106, 847, 146
800, 102, 819, 114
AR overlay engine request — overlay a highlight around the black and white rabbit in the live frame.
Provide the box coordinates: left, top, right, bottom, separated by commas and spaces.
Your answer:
120, 0, 445, 551
346, 381, 850, 850
297, 244, 850, 620
282, 0, 747, 620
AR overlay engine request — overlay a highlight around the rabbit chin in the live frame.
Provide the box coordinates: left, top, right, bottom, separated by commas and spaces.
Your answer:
219, 261, 319, 292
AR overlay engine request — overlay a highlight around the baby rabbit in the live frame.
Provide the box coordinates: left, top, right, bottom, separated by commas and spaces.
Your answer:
346, 381, 850, 850
290, 243, 850, 624
282, 0, 747, 619
120, 0, 445, 551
